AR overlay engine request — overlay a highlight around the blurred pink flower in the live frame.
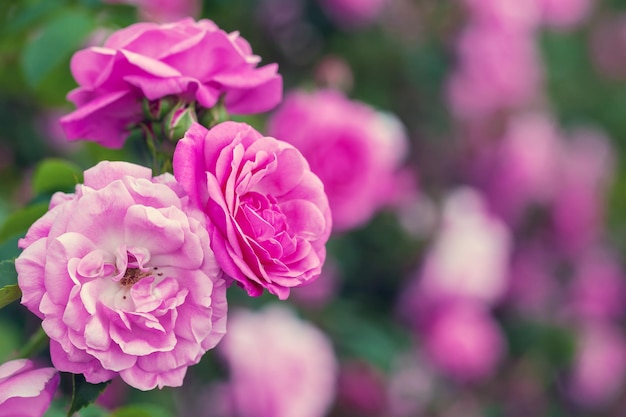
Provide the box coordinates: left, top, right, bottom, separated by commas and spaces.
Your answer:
447, 25, 542, 120
104, 0, 201, 23
551, 128, 614, 257
173, 122, 332, 300
566, 249, 626, 321
218, 306, 337, 417
423, 301, 505, 382
0, 359, 59, 417
268, 89, 410, 232
61, 18, 282, 148
16, 161, 228, 390
336, 360, 387, 416
476, 113, 562, 223
536, 0, 593, 29
417, 187, 512, 306
568, 323, 626, 407
318, 0, 387, 29
590, 15, 626, 80
461, 0, 541, 32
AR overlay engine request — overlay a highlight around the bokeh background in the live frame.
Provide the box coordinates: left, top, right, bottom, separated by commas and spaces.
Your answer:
3, 0, 626, 416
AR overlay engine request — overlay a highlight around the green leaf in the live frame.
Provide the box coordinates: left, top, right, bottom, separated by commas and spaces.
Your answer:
0, 202, 49, 244
20, 10, 94, 87
0, 285, 21, 309
110, 405, 174, 417
0, 259, 17, 288
32, 158, 82, 195
67, 374, 111, 417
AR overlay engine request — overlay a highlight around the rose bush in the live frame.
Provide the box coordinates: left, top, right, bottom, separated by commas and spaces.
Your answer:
173, 121, 332, 300
60, 18, 282, 148
15, 161, 228, 390
0, 359, 59, 417
267, 89, 409, 232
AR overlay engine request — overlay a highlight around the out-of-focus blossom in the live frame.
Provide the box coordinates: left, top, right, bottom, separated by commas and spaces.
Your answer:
61, 18, 282, 148
536, 0, 593, 29
268, 89, 410, 232
422, 301, 505, 382
461, 0, 541, 32
336, 360, 387, 416
0, 359, 59, 417
104, 0, 201, 23
590, 15, 626, 80
314, 55, 354, 92
506, 243, 560, 318
551, 128, 614, 257
218, 306, 337, 417
290, 260, 339, 308
447, 25, 542, 120
568, 323, 626, 407
566, 249, 626, 321
318, 0, 387, 29
416, 187, 512, 306
174, 122, 332, 300
477, 113, 561, 224
16, 161, 228, 390
386, 352, 434, 417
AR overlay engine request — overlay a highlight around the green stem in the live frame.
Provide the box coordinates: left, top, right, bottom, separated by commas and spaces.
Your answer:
18, 326, 49, 359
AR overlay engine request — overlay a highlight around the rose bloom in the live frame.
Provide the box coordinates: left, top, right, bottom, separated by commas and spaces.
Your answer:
318, 0, 387, 29
267, 89, 409, 232
15, 161, 227, 390
218, 306, 337, 417
173, 122, 332, 300
0, 359, 59, 417
60, 18, 282, 148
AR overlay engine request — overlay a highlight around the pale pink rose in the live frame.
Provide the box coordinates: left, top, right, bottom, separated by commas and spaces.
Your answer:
218, 306, 338, 417
173, 122, 332, 300
104, 0, 201, 23
423, 301, 505, 382
267, 89, 410, 232
447, 25, 542, 120
15, 161, 227, 390
417, 187, 512, 306
318, 0, 387, 29
0, 359, 59, 417
61, 18, 282, 148
568, 323, 626, 407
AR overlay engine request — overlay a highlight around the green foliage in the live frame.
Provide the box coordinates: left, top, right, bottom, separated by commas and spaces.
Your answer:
68, 374, 111, 417
0, 202, 49, 243
32, 158, 82, 195
20, 10, 94, 88
0, 285, 21, 309
109, 405, 174, 417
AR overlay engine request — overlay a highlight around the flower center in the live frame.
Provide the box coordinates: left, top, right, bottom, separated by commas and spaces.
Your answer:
119, 268, 151, 287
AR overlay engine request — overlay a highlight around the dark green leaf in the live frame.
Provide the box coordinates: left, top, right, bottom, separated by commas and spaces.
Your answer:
32, 158, 82, 195
110, 405, 173, 417
0, 202, 49, 244
20, 10, 94, 87
0, 259, 17, 288
67, 374, 111, 417
0, 285, 21, 309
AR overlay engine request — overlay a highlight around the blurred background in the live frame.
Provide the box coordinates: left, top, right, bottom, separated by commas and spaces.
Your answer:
3, 0, 626, 416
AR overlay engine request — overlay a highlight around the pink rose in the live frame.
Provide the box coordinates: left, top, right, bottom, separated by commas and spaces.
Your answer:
318, 0, 387, 29
174, 122, 331, 300
0, 359, 59, 417
104, 0, 201, 23
267, 89, 409, 232
60, 18, 282, 148
218, 306, 337, 417
15, 161, 227, 390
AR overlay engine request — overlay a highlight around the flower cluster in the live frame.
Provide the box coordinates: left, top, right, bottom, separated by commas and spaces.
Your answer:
5, 16, 333, 415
